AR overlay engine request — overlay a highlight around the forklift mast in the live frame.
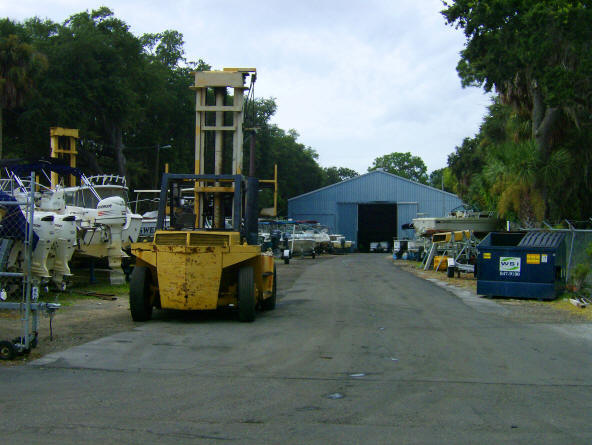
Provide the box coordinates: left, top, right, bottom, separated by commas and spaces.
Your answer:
168, 67, 259, 244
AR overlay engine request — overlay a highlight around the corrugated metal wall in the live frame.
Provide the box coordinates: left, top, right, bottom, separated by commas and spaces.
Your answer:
337, 203, 358, 243
288, 170, 464, 243
397, 203, 418, 239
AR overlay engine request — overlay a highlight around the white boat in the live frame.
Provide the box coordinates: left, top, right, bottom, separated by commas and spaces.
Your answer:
290, 233, 317, 257
62, 175, 142, 284
0, 181, 77, 289
1, 165, 142, 286
330, 233, 345, 249
304, 228, 330, 253
329, 233, 352, 253
412, 206, 500, 238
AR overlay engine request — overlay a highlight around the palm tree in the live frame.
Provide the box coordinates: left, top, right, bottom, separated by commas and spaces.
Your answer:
0, 33, 46, 159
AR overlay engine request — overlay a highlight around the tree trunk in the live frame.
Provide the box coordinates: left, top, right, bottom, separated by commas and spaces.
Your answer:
531, 82, 560, 160
530, 82, 560, 220
107, 122, 127, 179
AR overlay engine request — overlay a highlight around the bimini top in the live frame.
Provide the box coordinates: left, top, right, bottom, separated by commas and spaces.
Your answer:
3, 161, 83, 178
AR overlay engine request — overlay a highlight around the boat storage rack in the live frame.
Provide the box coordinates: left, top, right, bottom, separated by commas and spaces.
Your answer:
0, 171, 60, 360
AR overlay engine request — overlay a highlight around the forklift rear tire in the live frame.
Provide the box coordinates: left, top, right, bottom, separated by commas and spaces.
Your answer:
0, 340, 16, 360
238, 266, 256, 322
261, 265, 277, 311
130, 266, 153, 322
284, 258, 290, 264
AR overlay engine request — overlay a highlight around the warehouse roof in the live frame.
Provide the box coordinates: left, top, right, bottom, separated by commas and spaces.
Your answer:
288, 169, 459, 201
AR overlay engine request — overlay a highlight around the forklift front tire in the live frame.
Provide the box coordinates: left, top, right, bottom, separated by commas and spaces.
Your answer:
261, 265, 277, 311
130, 266, 153, 322
238, 266, 256, 322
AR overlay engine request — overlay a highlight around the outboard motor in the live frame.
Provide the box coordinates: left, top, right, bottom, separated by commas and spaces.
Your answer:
30, 214, 55, 281
50, 215, 77, 289
95, 196, 128, 285
95, 196, 127, 226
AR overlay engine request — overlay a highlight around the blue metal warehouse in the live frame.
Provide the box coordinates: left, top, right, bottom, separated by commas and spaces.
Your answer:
288, 169, 463, 251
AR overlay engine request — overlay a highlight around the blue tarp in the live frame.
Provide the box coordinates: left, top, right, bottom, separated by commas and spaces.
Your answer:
0, 191, 39, 248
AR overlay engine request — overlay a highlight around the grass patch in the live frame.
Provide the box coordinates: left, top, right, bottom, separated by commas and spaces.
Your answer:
51, 282, 129, 305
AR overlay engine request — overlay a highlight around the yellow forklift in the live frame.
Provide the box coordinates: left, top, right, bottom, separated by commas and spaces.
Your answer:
129, 68, 276, 322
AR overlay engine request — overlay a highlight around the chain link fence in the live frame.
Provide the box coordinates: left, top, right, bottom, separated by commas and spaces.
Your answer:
526, 222, 592, 284
564, 228, 592, 284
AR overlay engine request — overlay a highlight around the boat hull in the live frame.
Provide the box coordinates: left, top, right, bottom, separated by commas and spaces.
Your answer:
413, 216, 499, 237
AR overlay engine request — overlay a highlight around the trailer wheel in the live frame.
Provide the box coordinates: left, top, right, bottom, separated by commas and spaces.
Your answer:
262, 265, 277, 311
0, 340, 16, 360
130, 266, 153, 322
238, 266, 256, 322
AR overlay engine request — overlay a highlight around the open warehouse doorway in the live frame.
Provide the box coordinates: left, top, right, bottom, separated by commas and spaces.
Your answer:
357, 203, 398, 252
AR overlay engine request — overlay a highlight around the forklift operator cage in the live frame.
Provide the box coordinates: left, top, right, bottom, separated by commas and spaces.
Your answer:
156, 173, 258, 237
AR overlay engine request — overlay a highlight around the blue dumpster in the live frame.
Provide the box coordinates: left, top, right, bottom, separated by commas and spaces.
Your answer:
477, 231, 566, 300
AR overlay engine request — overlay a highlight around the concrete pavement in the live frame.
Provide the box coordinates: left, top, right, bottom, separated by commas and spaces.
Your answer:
1, 254, 591, 444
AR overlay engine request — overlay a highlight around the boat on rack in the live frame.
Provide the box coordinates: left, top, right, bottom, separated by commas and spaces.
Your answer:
1, 170, 77, 290
412, 205, 500, 238
62, 174, 142, 283
0, 163, 142, 286
289, 232, 317, 257
329, 233, 352, 253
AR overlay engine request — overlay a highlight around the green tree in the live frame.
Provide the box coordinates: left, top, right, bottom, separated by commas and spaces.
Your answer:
0, 21, 46, 158
448, 98, 574, 225
249, 98, 326, 214
428, 167, 455, 193
447, 136, 483, 200
322, 166, 358, 186
141, 30, 186, 68
0, 9, 329, 213
63, 8, 147, 178
442, 1, 592, 223
368, 151, 428, 184
125, 29, 210, 188
16, 8, 148, 177
442, 1, 592, 159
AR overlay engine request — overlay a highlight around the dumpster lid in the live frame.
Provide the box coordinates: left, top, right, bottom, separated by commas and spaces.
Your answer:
517, 231, 565, 248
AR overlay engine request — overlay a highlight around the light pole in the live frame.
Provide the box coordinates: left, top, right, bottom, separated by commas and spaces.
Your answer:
153, 144, 172, 189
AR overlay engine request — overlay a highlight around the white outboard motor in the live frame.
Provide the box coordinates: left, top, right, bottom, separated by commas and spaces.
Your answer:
95, 196, 127, 285
95, 196, 127, 226
49, 215, 77, 288
30, 213, 56, 281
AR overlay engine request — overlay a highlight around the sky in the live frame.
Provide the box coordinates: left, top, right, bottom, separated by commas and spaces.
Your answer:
1, 0, 492, 175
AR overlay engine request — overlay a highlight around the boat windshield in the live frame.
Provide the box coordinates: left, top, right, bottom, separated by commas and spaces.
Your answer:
95, 186, 127, 202
64, 186, 127, 208
64, 188, 100, 208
